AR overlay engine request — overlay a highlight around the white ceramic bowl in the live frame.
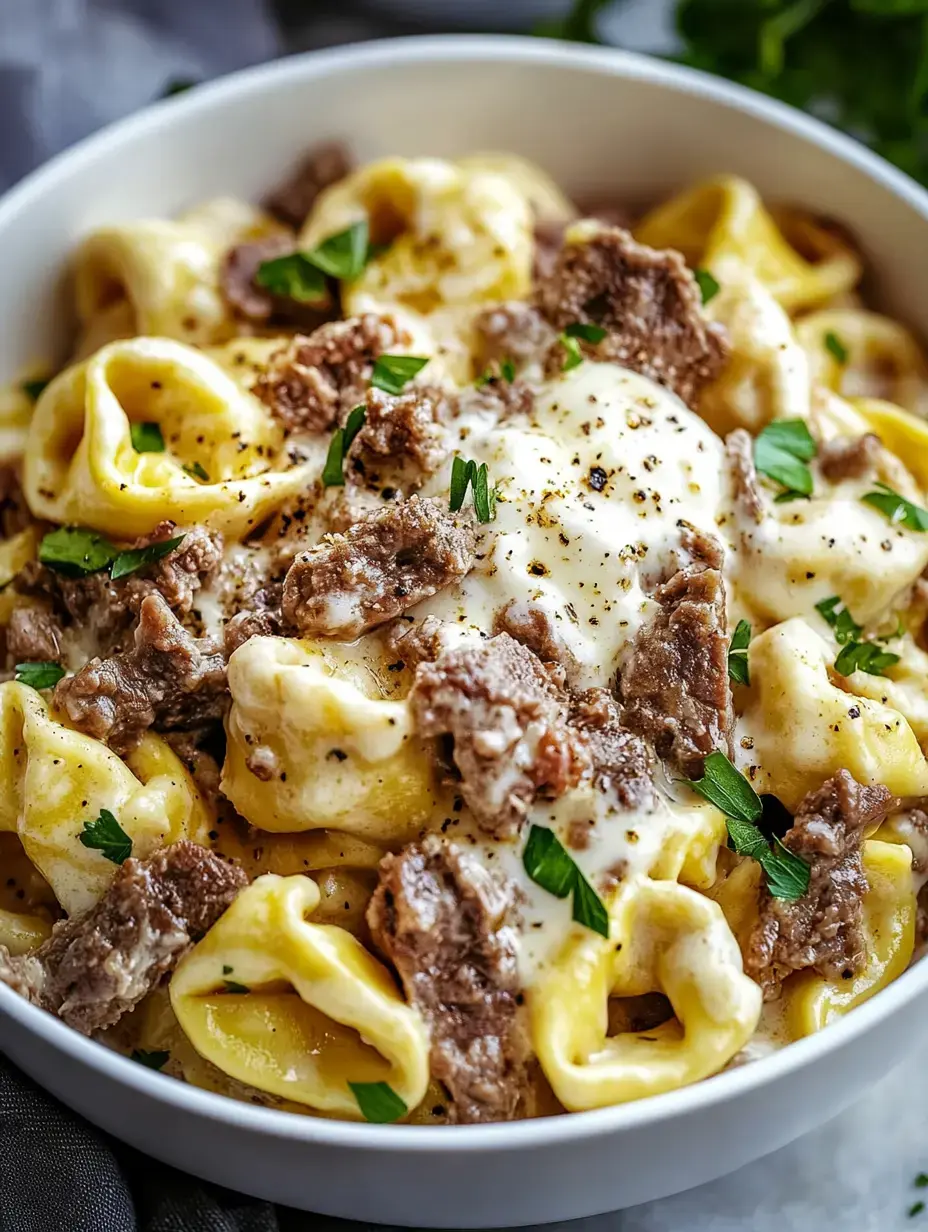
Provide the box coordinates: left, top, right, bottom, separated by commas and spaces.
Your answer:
2, 35, 928, 1228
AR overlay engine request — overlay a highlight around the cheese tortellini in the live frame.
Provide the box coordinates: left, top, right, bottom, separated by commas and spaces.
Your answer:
5, 146, 928, 1131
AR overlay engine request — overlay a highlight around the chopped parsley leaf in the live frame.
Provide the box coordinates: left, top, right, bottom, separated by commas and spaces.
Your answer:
694, 268, 720, 304
111, 535, 185, 581
130, 421, 165, 453
349, 1081, 408, 1124
14, 661, 65, 690
825, 330, 849, 365
449, 456, 496, 523
727, 619, 751, 686
753, 418, 817, 501
79, 809, 132, 865
862, 482, 928, 532
322, 405, 366, 487
522, 824, 609, 937
370, 354, 430, 395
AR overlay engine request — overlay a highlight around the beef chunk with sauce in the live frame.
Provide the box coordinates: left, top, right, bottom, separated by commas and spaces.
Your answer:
263, 142, 354, 230
350, 386, 450, 484
493, 598, 579, 681
745, 770, 896, 996
818, 434, 881, 483
474, 303, 556, 371
618, 543, 733, 777
408, 633, 587, 839
367, 836, 528, 1124
535, 224, 730, 407
253, 314, 402, 435
6, 606, 63, 664
220, 234, 334, 329
570, 688, 656, 810
13, 523, 222, 662
282, 496, 476, 640
725, 429, 765, 525
0, 841, 246, 1034
53, 592, 227, 754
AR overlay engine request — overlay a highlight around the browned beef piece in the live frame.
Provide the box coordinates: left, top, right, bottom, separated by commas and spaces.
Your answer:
0, 841, 247, 1034
408, 633, 588, 839
16, 523, 222, 657
818, 434, 881, 483
263, 141, 354, 230
223, 605, 282, 656
493, 599, 579, 681
7, 606, 63, 664
618, 548, 733, 777
282, 496, 476, 640
367, 836, 528, 1123
385, 615, 450, 671
53, 593, 227, 755
745, 771, 896, 996
725, 429, 765, 525
570, 688, 655, 809
253, 314, 402, 435
474, 302, 556, 370
351, 387, 449, 482
535, 224, 730, 407
220, 233, 296, 323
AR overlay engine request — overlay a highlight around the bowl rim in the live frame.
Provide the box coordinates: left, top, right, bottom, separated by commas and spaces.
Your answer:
2, 31, 928, 1152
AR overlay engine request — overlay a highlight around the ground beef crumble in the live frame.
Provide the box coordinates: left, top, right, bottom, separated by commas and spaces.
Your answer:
570, 687, 656, 810
618, 542, 733, 777
744, 770, 896, 997
350, 386, 450, 484
53, 593, 228, 755
725, 429, 765, 525
0, 841, 246, 1034
535, 223, 730, 407
408, 633, 588, 839
252, 314, 402, 435
263, 141, 354, 230
282, 496, 476, 640
818, 433, 881, 484
367, 835, 528, 1123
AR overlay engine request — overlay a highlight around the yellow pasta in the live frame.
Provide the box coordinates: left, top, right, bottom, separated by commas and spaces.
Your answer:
222, 636, 441, 839
797, 310, 928, 417
23, 336, 315, 538
739, 618, 928, 810
0, 682, 211, 914
171, 874, 430, 1117
73, 197, 286, 355
635, 176, 861, 312
300, 156, 534, 383
532, 878, 761, 1110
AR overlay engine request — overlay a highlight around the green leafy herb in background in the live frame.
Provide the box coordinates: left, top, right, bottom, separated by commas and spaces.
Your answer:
543, 0, 928, 188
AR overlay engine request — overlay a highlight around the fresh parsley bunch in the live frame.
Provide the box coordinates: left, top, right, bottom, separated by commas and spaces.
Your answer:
545, 0, 928, 187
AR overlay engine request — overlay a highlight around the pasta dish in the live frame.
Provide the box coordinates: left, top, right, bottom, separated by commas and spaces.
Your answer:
0, 144, 926, 1125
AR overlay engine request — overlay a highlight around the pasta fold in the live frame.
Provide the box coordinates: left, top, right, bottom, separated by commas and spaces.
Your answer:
0, 682, 212, 914
531, 877, 761, 1110
170, 873, 430, 1117
24, 336, 314, 538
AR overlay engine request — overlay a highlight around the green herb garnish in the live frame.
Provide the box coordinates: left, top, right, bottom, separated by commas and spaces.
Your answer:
223, 981, 250, 995
349, 1081, 408, 1124
815, 595, 862, 645
915, 1174, 928, 1189
21, 378, 49, 402
754, 418, 817, 501
39, 527, 119, 577
254, 253, 328, 303
449, 457, 496, 523
863, 482, 928, 531
111, 535, 185, 581
371, 354, 430, 395
303, 221, 370, 281
694, 268, 721, 304
727, 619, 751, 686
522, 824, 609, 937
14, 662, 65, 690
560, 321, 607, 372
910, 1202, 925, 1219
79, 808, 132, 865
131, 1049, 170, 1070
130, 421, 165, 453
161, 78, 197, 98
690, 751, 810, 900
322, 405, 366, 487
825, 331, 849, 365
182, 461, 210, 483
834, 640, 901, 678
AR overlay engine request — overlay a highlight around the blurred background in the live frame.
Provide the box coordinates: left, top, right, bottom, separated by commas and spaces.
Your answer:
2, 0, 928, 193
